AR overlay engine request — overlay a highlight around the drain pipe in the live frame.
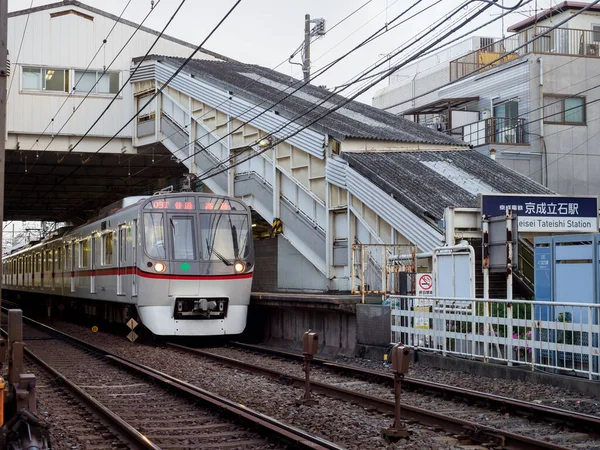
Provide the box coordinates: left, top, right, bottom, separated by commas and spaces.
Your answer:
538, 57, 548, 187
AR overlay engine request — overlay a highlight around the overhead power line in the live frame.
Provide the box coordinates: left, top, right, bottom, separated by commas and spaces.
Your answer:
57, 0, 190, 164
12, 0, 144, 184
7, 0, 34, 97
125, 0, 523, 184
382, 0, 600, 112
20, 0, 244, 213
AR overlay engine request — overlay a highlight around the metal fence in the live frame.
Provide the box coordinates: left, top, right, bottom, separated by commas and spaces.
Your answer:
351, 244, 417, 303
450, 26, 600, 81
390, 295, 600, 380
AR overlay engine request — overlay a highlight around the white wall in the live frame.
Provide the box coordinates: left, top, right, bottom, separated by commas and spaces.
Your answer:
7, 4, 220, 145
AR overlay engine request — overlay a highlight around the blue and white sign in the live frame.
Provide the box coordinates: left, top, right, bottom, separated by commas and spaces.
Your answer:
480, 194, 598, 232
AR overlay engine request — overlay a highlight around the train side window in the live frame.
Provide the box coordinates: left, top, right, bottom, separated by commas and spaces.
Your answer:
56, 248, 62, 271
66, 244, 72, 271
80, 239, 90, 268
144, 213, 166, 259
45, 250, 53, 272
119, 226, 126, 263
102, 232, 114, 266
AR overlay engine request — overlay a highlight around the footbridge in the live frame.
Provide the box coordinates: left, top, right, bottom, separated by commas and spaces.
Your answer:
128, 56, 552, 292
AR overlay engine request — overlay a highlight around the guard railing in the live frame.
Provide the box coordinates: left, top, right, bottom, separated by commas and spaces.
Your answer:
390, 295, 600, 380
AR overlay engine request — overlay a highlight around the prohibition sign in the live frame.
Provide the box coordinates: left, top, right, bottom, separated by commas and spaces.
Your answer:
418, 274, 433, 291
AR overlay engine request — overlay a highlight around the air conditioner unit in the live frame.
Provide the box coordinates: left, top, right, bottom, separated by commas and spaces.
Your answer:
586, 43, 599, 56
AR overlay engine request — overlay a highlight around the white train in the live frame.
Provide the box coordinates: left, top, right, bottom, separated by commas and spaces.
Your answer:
2, 191, 255, 336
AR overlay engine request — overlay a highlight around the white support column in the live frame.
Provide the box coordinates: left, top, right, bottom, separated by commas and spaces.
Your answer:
272, 146, 280, 221
347, 190, 355, 290
325, 181, 333, 279
227, 115, 234, 196
188, 97, 198, 175
155, 89, 161, 139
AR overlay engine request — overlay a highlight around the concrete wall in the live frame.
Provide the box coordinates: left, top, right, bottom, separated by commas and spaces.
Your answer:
536, 54, 600, 196
252, 238, 278, 292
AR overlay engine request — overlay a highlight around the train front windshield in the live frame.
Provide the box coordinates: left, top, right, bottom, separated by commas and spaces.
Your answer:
144, 206, 250, 262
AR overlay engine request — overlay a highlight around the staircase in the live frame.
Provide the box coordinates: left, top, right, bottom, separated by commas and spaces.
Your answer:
471, 238, 534, 299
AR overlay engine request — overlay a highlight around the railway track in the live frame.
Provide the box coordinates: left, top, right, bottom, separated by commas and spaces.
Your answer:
2, 311, 344, 450
165, 342, 600, 450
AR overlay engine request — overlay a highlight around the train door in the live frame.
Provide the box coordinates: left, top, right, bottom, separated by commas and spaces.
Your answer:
132, 219, 138, 297
117, 224, 126, 296
90, 234, 97, 294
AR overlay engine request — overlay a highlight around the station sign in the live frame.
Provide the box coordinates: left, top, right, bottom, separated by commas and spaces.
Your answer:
479, 194, 598, 233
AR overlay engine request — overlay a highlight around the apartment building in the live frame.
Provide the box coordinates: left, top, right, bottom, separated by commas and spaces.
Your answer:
373, 1, 600, 196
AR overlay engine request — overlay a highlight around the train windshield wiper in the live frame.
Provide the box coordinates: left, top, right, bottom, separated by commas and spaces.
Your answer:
205, 239, 233, 266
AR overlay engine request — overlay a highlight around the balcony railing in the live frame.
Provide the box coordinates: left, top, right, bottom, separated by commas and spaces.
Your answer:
450, 26, 600, 81
452, 117, 526, 147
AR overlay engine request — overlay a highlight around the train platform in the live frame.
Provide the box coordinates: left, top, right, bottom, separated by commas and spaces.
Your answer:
247, 292, 389, 358
250, 292, 377, 313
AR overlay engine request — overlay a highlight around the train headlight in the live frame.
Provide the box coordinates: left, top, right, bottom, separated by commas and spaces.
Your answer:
233, 261, 245, 273
154, 261, 166, 273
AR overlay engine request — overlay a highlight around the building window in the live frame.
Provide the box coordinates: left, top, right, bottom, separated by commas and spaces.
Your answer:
22, 67, 69, 92
74, 70, 119, 94
544, 95, 586, 125
593, 24, 600, 42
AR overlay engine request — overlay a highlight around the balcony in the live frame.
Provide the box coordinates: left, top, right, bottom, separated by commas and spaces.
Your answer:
450, 26, 600, 81
453, 117, 527, 147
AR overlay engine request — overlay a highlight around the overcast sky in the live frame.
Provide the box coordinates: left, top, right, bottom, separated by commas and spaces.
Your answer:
8, 0, 556, 104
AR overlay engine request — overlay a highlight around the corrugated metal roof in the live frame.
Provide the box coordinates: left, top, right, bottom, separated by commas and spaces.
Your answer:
342, 150, 554, 222
135, 55, 470, 146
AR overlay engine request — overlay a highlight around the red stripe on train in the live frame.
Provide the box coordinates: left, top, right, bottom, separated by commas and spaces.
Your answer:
64, 267, 252, 281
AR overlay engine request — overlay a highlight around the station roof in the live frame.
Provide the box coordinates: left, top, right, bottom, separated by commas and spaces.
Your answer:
342, 150, 553, 223
4, 145, 188, 224
137, 56, 469, 147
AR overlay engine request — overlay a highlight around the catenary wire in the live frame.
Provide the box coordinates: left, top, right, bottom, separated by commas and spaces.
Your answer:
57, 0, 189, 164
10, 0, 151, 189
52, 0, 525, 216
175, 2, 502, 182
191, 0, 508, 179
381, 0, 600, 111
21, 0, 244, 212
126, 0, 519, 183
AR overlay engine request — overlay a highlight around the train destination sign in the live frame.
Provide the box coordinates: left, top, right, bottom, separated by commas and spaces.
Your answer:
479, 194, 598, 233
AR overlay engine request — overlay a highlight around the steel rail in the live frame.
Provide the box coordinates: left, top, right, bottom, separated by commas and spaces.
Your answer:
230, 342, 600, 434
1, 310, 343, 450
167, 343, 575, 450
0, 329, 159, 450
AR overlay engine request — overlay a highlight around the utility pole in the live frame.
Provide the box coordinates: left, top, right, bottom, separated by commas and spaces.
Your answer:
303, 14, 311, 83
301, 14, 326, 83
0, 0, 7, 299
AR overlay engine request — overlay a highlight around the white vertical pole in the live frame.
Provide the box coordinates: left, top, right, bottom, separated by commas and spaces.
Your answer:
507, 212, 514, 366
482, 216, 490, 362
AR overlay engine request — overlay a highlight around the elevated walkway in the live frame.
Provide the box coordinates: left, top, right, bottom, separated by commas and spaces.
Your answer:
130, 56, 553, 293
